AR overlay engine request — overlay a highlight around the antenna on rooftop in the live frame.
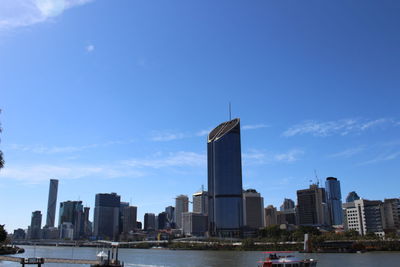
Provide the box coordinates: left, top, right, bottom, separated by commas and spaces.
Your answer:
314, 169, 319, 187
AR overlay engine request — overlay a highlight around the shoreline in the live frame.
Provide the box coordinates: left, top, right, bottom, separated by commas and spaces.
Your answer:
11, 240, 400, 253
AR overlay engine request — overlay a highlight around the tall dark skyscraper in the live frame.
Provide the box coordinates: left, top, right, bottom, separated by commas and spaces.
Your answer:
297, 184, 330, 226
94, 193, 121, 240
59, 200, 84, 239
325, 177, 344, 225
122, 206, 137, 233
144, 213, 156, 231
208, 118, 243, 237
30, 210, 42, 239
45, 179, 58, 227
165, 206, 175, 229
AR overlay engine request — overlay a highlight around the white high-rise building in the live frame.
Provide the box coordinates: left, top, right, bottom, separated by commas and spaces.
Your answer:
344, 199, 385, 236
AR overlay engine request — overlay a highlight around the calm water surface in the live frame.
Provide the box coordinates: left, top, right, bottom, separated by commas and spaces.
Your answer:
2, 246, 400, 267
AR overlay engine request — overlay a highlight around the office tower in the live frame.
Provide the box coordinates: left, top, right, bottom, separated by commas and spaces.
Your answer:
94, 193, 121, 240
122, 206, 137, 234
45, 179, 58, 227
280, 198, 295, 211
30, 211, 42, 239
144, 213, 156, 231
182, 212, 208, 237
208, 118, 243, 237
165, 206, 175, 229
193, 190, 208, 215
243, 189, 264, 229
325, 177, 343, 225
343, 199, 384, 236
382, 198, 400, 231
346, 191, 360, 203
264, 205, 278, 226
119, 202, 129, 234
58, 200, 84, 239
158, 212, 168, 230
83, 207, 91, 237
297, 184, 330, 226
175, 195, 189, 229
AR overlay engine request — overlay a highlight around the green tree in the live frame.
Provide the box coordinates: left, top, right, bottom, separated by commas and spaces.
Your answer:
0, 225, 7, 243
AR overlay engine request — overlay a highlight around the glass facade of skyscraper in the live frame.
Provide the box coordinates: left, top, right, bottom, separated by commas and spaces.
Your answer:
325, 177, 344, 225
208, 118, 243, 237
46, 179, 58, 227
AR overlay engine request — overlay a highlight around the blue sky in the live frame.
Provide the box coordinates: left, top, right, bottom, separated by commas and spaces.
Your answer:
1, 0, 400, 232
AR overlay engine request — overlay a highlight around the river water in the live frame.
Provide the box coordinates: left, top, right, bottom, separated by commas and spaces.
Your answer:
2, 246, 400, 267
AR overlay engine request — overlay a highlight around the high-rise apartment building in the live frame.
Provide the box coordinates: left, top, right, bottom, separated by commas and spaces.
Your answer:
45, 179, 58, 227
208, 118, 243, 237
243, 189, 264, 229
193, 190, 208, 215
30, 211, 42, 239
325, 177, 343, 225
297, 184, 330, 226
175, 195, 189, 229
94, 193, 121, 240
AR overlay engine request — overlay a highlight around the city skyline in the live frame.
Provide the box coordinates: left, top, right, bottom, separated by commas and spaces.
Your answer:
1, 1, 400, 232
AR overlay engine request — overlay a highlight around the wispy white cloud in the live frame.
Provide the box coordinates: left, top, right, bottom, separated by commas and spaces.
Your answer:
0, 0, 94, 30
0, 163, 145, 183
328, 146, 365, 158
122, 151, 206, 168
5, 140, 134, 154
0, 150, 206, 183
274, 149, 304, 162
150, 131, 186, 142
243, 149, 304, 165
283, 118, 397, 137
196, 129, 211, 137
242, 124, 269, 130
359, 151, 400, 165
85, 44, 94, 52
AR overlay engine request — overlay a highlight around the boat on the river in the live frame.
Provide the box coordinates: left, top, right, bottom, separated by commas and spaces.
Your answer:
91, 249, 124, 267
257, 251, 317, 267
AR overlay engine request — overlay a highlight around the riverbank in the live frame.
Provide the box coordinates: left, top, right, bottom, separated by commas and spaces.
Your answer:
0, 245, 25, 255
13, 240, 400, 253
